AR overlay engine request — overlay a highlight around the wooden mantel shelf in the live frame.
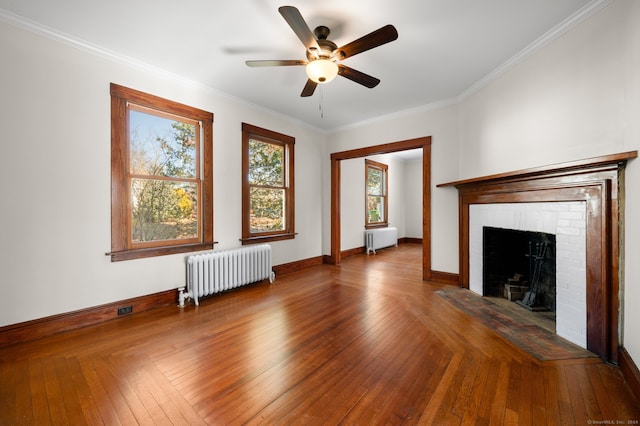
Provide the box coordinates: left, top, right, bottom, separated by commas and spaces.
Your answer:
437, 151, 637, 188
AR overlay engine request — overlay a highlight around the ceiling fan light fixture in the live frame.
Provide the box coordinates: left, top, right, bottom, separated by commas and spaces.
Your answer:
306, 59, 338, 84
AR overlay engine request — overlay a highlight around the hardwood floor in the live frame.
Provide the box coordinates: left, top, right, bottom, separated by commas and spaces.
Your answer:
1, 244, 638, 425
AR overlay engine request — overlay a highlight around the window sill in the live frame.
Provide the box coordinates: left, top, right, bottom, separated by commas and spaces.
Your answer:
107, 242, 216, 262
240, 233, 297, 245
365, 223, 389, 230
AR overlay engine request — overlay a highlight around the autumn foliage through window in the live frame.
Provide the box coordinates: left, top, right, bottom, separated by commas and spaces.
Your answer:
129, 106, 200, 243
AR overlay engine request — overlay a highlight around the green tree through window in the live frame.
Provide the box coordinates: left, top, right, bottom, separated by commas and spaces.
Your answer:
249, 139, 285, 232
365, 159, 388, 228
129, 108, 199, 242
242, 123, 295, 244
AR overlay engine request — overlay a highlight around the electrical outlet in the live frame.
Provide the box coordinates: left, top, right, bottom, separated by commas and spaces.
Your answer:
117, 306, 133, 315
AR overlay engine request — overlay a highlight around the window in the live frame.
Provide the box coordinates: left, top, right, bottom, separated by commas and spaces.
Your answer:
110, 84, 214, 261
365, 159, 388, 228
241, 123, 295, 244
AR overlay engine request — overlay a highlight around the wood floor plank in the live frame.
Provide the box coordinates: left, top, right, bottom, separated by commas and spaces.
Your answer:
419, 352, 464, 424
563, 363, 590, 423
505, 359, 522, 416
458, 355, 494, 423
54, 356, 90, 425
218, 292, 406, 423
333, 319, 430, 423
0, 244, 638, 424
488, 359, 511, 424
592, 362, 640, 420
42, 356, 70, 424
78, 357, 122, 425
542, 365, 561, 422
520, 360, 544, 426
555, 364, 577, 425
28, 359, 54, 425
129, 354, 207, 425
434, 353, 476, 423
88, 357, 137, 425
0, 358, 33, 425
67, 356, 108, 426
474, 357, 504, 424
573, 363, 603, 421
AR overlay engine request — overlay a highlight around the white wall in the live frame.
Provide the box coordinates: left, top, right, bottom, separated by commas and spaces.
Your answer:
340, 158, 365, 250
0, 21, 326, 327
404, 158, 423, 239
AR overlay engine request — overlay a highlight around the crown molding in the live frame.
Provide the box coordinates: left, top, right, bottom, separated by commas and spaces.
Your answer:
0, 8, 327, 135
329, 0, 614, 134
1, 0, 614, 134
458, 0, 613, 101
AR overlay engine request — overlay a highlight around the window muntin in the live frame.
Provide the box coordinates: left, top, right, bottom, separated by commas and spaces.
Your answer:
110, 84, 214, 261
366, 159, 388, 228
242, 123, 295, 243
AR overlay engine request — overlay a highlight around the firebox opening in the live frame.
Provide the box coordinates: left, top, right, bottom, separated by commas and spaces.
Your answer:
483, 227, 556, 314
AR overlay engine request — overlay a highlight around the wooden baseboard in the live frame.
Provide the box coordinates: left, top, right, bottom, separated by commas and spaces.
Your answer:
0, 255, 329, 348
0, 254, 460, 348
619, 347, 640, 400
0, 289, 176, 348
342, 246, 366, 258
273, 256, 324, 276
323, 240, 423, 264
323, 254, 336, 265
399, 237, 422, 244
430, 270, 460, 286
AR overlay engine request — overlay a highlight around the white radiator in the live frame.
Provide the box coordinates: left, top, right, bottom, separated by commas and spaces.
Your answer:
183, 244, 275, 306
365, 227, 398, 254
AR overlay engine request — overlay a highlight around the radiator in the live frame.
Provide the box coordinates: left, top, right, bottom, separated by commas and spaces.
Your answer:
183, 244, 275, 306
365, 227, 398, 254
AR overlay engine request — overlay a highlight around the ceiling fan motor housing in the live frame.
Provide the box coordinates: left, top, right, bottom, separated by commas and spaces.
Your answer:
307, 37, 338, 61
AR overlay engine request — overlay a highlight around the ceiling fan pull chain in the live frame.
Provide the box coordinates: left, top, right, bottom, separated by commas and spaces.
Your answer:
319, 86, 324, 118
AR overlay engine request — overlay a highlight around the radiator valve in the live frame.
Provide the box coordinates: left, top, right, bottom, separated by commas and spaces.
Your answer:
178, 287, 188, 308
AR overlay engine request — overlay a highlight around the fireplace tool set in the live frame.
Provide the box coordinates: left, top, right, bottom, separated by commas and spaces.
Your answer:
517, 242, 548, 311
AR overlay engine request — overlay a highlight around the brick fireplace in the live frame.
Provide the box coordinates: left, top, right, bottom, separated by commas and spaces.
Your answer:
470, 202, 585, 347
438, 151, 637, 362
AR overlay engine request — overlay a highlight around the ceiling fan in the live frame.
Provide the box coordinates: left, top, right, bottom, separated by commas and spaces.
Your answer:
245, 6, 398, 97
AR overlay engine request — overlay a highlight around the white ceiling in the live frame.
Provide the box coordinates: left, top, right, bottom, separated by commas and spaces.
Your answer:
1, 0, 603, 131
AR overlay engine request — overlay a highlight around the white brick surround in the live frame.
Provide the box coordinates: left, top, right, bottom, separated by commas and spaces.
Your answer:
469, 202, 587, 348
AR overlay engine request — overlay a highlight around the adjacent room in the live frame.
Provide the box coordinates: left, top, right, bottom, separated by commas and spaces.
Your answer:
1, 0, 639, 423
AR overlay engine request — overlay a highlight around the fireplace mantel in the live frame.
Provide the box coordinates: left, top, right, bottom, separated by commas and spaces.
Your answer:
438, 151, 637, 189
438, 151, 637, 362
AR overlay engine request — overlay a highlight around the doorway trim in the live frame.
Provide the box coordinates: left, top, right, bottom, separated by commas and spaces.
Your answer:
329, 136, 432, 280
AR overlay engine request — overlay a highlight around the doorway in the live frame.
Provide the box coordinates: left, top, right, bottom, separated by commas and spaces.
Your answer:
329, 136, 432, 280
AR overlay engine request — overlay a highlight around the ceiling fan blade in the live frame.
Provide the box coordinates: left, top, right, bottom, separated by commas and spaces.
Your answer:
301, 79, 317, 97
338, 65, 380, 88
278, 6, 320, 52
245, 60, 307, 67
334, 24, 398, 60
